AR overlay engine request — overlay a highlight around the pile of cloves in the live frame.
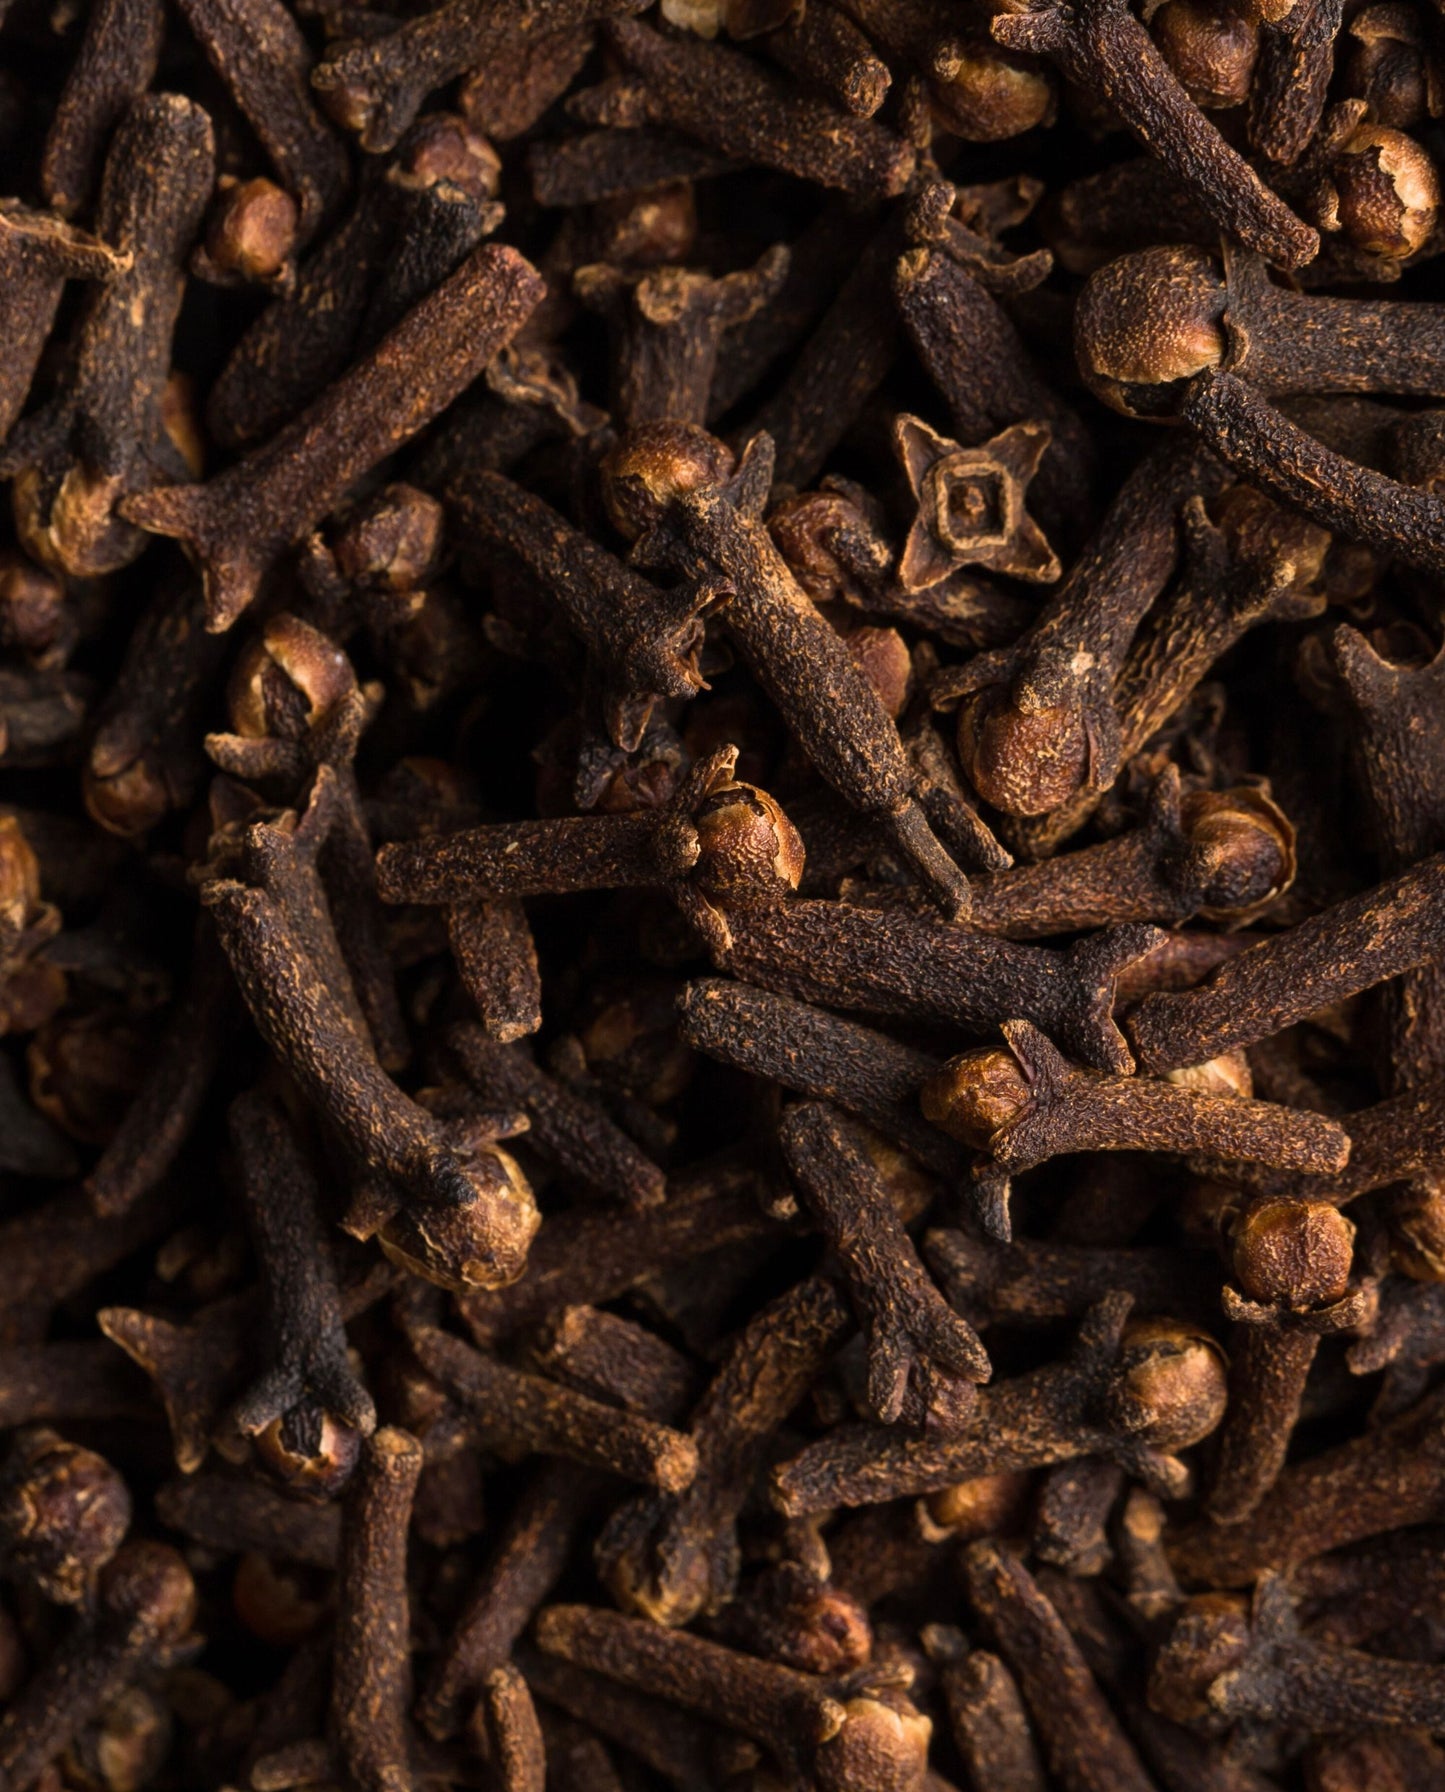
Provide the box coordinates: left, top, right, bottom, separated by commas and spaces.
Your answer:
7, 0, 1445, 1785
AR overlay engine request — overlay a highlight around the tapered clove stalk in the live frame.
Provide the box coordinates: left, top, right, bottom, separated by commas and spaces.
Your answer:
535, 1603, 932, 1787
1128, 852, 1445, 1071
438, 468, 713, 752
932, 438, 1224, 821
772, 1293, 1227, 1513
1207, 1196, 1366, 1523
609, 428, 973, 917
227, 1088, 377, 1498
0, 203, 129, 449
964, 769, 1297, 937
0, 1430, 131, 1605
597, 18, 916, 198
1181, 372, 1445, 577
0, 1542, 198, 1792
965, 1542, 1157, 1792
202, 794, 540, 1292
595, 1276, 850, 1626
1078, 244, 1445, 420
0, 97, 214, 579
990, 0, 1317, 265
678, 978, 966, 1178
408, 1324, 698, 1492
921, 1019, 1348, 1237
1155, 1573, 1445, 1732
124, 243, 545, 631
330, 1429, 422, 1792
778, 1101, 990, 1425
312, 0, 648, 154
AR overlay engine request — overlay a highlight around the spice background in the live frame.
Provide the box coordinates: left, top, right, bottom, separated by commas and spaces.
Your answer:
5, 0, 1445, 1786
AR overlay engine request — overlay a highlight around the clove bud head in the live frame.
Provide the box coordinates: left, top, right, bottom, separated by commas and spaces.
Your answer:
690, 781, 804, 908
1150, 0, 1259, 109
920, 1045, 1033, 1150
928, 40, 1056, 141
0, 813, 44, 928
1100, 1317, 1229, 1449
227, 614, 356, 742
98, 1539, 198, 1644
921, 1469, 1033, 1541
1178, 788, 1296, 920
253, 1412, 366, 1503
204, 178, 298, 285
1316, 124, 1440, 259
1385, 1175, 1445, 1281
332, 484, 446, 595
1074, 246, 1227, 419
0, 551, 68, 666
601, 422, 736, 540
377, 1145, 540, 1291
1148, 1592, 1251, 1724
0, 1429, 131, 1604
1228, 1196, 1355, 1310
813, 1693, 932, 1792
956, 684, 1090, 816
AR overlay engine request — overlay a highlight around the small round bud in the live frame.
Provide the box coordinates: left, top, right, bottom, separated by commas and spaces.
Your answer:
391, 113, 501, 201
845, 625, 912, 718
28, 1011, 147, 1143
815, 1696, 932, 1792
1316, 125, 1439, 259
1385, 1177, 1445, 1281
1165, 1050, 1253, 1100
1306, 1731, 1420, 1792
1229, 1196, 1355, 1309
589, 184, 699, 268
922, 1469, 1033, 1539
1178, 787, 1296, 919
929, 40, 1056, 140
714, 1563, 873, 1676
203, 178, 298, 284
226, 613, 355, 741
0, 1430, 131, 1604
252, 1412, 365, 1502
769, 487, 887, 606
1148, 1593, 1251, 1723
333, 485, 445, 594
63, 1684, 172, 1792
1150, 0, 1259, 109
957, 686, 1090, 817
0, 813, 43, 928
378, 1146, 540, 1292
98, 1540, 197, 1644
231, 1551, 329, 1646
920, 1046, 1033, 1151
601, 423, 735, 540
1074, 246, 1228, 418
0, 551, 67, 665
1343, 3, 1430, 130
1101, 1316, 1229, 1449
690, 782, 804, 908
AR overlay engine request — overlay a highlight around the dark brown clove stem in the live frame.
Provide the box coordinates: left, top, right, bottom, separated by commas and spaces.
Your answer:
124, 244, 544, 632
1128, 851, 1445, 1071
991, 0, 1317, 265
331, 1429, 422, 1792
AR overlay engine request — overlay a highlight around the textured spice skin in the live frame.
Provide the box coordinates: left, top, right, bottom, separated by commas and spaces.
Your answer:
12, 0, 1445, 1781
125, 243, 545, 629
991, 0, 1318, 265
1129, 850, 1445, 1069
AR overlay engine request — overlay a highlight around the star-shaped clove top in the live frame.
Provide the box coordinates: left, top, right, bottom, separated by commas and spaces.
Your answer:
895, 413, 1061, 590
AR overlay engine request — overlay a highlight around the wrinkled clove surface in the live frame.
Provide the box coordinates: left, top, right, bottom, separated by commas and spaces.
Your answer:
6, 0, 1445, 1785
